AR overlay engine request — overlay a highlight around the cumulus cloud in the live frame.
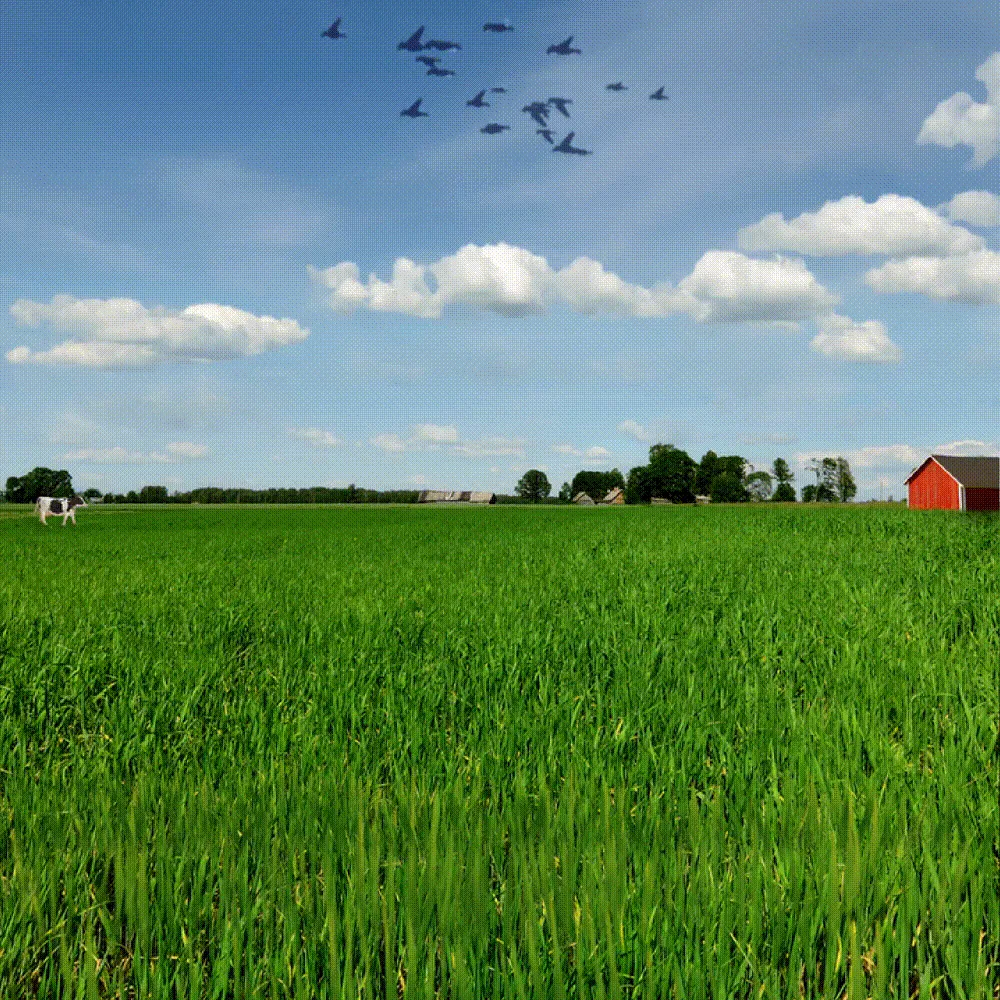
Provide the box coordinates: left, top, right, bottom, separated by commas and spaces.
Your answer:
370, 433, 406, 453
737, 194, 982, 257
552, 444, 582, 456
584, 446, 612, 459
941, 190, 1000, 226
934, 438, 998, 456
865, 250, 1000, 304
809, 314, 902, 364
288, 427, 341, 448
917, 52, 1000, 168
7, 295, 308, 367
617, 420, 651, 441
63, 441, 209, 463
552, 444, 612, 459
310, 244, 839, 325
413, 423, 459, 444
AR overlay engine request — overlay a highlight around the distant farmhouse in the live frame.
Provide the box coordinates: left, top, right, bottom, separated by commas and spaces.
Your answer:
601, 487, 625, 505
905, 455, 999, 512
573, 492, 595, 505
417, 490, 496, 504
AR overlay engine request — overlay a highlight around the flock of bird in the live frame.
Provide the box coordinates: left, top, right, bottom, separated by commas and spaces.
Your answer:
320, 18, 669, 155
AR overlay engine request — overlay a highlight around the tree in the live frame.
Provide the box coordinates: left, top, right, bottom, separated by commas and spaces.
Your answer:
138, 485, 169, 503
695, 451, 720, 496
746, 470, 773, 501
647, 444, 697, 503
801, 483, 817, 502
515, 469, 551, 503
570, 468, 624, 502
771, 458, 795, 501
834, 457, 857, 502
708, 455, 750, 503
4, 467, 73, 503
82, 488, 102, 500
558, 482, 573, 502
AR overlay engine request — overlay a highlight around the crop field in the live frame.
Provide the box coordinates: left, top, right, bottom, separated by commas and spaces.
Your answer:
0, 504, 996, 999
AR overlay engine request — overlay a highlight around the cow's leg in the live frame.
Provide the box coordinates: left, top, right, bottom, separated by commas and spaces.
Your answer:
39, 512, 48, 525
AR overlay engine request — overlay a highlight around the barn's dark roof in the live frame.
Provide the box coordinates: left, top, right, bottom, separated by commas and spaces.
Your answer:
905, 455, 1000, 488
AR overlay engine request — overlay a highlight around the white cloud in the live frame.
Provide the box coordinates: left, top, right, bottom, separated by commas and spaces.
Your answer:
809, 314, 902, 364
552, 444, 582, 456
288, 427, 341, 448
7, 295, 309, 367
838, 445, 926, 468
941, 190, 1000, 227
617, 419, 651, 441
673, 251, 838, 322
63, 441, 209, 463
452, 437, 524, 458
917, 52, 1000, 168
311, 244, 838, 325
865, 250, 1000, 304
934, 439, 998, 456
413, 423, 459, 444
737, 194, 982, 257
370, 433, 406, 453
584, 446, 612, 459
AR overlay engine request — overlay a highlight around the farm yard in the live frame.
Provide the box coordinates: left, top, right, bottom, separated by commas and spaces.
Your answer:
0, 504, 996, 998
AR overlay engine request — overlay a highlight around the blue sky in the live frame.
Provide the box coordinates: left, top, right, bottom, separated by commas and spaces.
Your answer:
2, 0, 998, 498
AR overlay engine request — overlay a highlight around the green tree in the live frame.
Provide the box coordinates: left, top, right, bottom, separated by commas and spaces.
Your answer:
773, 482, 797, 502
707, 455, 750, 503
4, 467, 74, 503
515, 469, 551, 503
695, 451, 720, 496
82, 487, 102, 500
570, 469, 624, 502
746, 469, 773, 501
138, 485, 169, 503
558, 482, 573, 502
647, 444, 697, 503
771, 458, 796, 501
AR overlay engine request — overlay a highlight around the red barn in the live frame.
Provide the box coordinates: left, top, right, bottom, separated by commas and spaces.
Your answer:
905, 455, 1000, 511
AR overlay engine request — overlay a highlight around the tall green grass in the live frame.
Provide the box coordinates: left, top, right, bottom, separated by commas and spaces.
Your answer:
0, 505, 996, 997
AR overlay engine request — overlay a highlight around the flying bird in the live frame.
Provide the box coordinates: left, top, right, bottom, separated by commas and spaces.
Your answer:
606, 81, 627, 91
415, 55, 441, 67
423, 38, 461, 51
522, 101, 550, 126
400, 98, 428, 117
398, 27, 426, 51
553, 132, 591, 154
536, 128, 555, 144
480, 123, 510, 134
547, 97, 572, 117
483, 22, 513, 32
427, 66, 455, 76
321, 18, 345, 39
467, 90, 490, 107
547, 36, 581, 55
490, 87, 506, 93
649, 87, 669, 100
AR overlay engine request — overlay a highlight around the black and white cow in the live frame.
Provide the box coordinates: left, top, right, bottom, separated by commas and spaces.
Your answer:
35, 495, 88, 526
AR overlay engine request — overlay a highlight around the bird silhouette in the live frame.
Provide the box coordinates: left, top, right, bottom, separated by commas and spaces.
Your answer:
491, 87, 506, 93
400, 98, 429, 117
427, 66, 455, 76
650, 87, 669, 100
398, 27, 426, 51
606, 81, 627, 91
423, 38, 461, 51
547, 97, 572, 117
480, 123, 510, 134
415, 55, 441, 67
321, 18, 345, 39
522, 102, 550, 126
467, 90, 490, 107
553, 132, 591, 154
483, 22, 513, 32
537, 128, 555, 144
547, 36, 581, 55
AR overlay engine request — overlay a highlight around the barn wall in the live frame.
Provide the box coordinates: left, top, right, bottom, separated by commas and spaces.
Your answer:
908, 461, 961, 510
965, 487, 1000, 512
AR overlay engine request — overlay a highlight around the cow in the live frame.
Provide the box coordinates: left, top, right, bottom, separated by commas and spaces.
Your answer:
35, 495, 88, 526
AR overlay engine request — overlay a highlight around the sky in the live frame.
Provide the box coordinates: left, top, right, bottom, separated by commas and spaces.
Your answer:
2, 0, 998, 499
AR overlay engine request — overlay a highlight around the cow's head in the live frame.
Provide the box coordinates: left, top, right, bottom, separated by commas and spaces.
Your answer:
69, 495, 88, 508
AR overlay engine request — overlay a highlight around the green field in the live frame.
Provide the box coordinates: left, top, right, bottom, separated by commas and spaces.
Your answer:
0, 505, 996, 998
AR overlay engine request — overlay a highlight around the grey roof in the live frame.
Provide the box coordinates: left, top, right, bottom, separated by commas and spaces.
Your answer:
906, 455, 1000, 488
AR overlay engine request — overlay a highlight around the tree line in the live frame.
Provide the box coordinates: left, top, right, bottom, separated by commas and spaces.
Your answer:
515, 446, 857, 503
4, 450, 858, 507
